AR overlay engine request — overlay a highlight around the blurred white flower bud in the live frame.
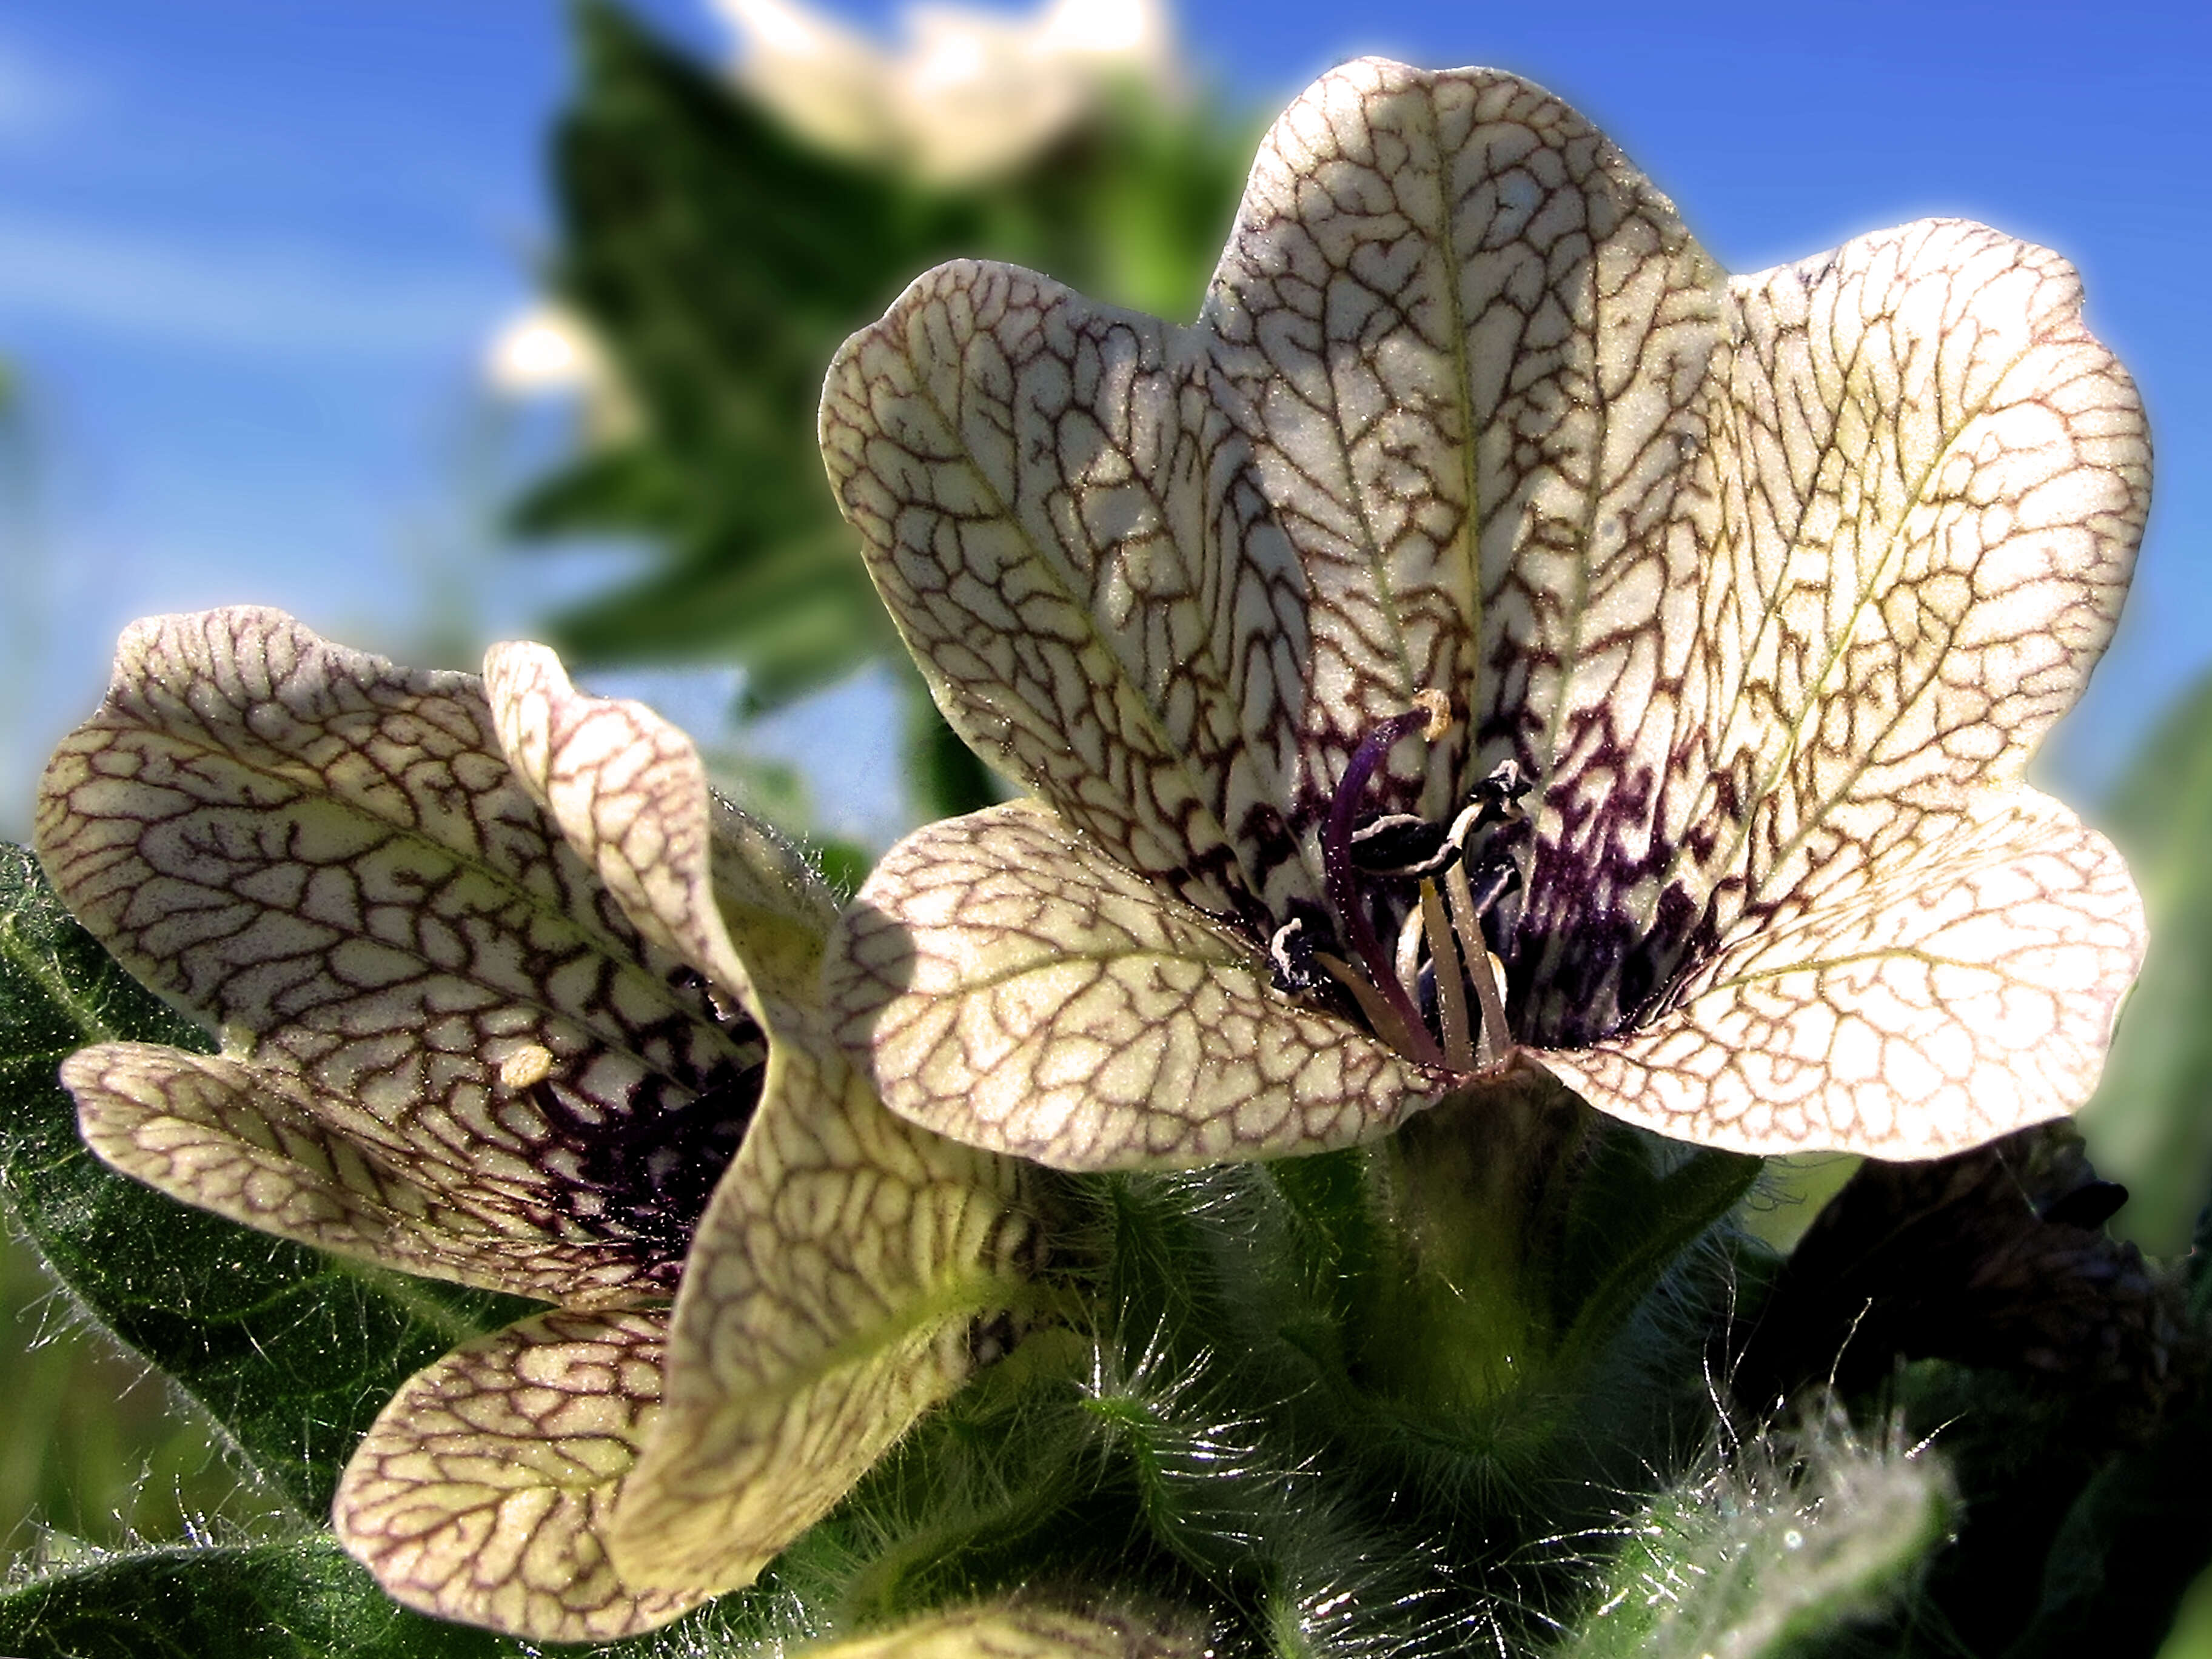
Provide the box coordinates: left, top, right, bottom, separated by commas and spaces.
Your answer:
484, 303, 640, 443
712, 0, 1181, 185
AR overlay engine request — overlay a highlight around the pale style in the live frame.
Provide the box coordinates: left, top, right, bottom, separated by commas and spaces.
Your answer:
716, 0, 1178, 184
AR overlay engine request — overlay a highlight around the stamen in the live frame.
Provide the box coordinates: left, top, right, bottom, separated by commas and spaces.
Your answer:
1351, 813, 1460, 879
1269, 916, 1327, 996
1455, 857, 1520, 923
1321, 705, 1449, 1068
1419, 878, 1475, 1071
1394, 902, 1426, 1006
1315, 950, 1424, 1058
1473, 757, 1532, 824
1443, 857, 1515, 1066
1472, 949, 1512, 1070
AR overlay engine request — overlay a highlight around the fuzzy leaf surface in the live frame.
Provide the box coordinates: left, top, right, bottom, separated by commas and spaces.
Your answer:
0, 1534, 518, 1659
0, 843, 532, 1516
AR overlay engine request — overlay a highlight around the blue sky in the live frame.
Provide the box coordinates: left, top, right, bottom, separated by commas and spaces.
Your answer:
0, 0, 2204, 842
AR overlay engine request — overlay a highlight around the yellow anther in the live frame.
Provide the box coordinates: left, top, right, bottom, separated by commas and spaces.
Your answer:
1413, 688, 1452, 742
498, 1044, 557, 1091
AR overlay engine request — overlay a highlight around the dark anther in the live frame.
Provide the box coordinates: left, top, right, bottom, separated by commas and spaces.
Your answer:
965, 1310, 1023, 1368
667, 962, 755, 1035
1269, 915, 1328, 996
1349, 813, 1461, 879
1472, 759, 1532, 825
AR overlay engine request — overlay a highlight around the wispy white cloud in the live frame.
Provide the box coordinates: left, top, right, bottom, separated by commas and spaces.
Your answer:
0, 213, 509, 358
0, 30, 87, 140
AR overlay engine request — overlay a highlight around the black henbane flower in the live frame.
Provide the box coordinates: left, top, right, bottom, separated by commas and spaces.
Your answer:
36, 609, 1038, 1640
816, 58, 2150, 1171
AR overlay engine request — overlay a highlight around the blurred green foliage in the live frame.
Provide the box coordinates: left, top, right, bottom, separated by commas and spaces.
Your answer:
0, 1219, 255, 1557
2164, 1566, 2212, 1659
2080, 666, 2212, 1256
516, 0, 1255, 821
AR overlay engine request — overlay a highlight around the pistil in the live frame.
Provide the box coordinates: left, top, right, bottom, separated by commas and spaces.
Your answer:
1318, 694, 1452, 1070
1311, 698, 1528, 1074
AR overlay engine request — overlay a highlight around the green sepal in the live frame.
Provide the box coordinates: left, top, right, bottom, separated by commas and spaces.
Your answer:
1341, 1081, 1758, 1428
1552, 1412, 1954, 1659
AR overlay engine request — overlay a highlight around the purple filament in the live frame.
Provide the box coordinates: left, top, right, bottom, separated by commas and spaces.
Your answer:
1321, 711, 1444, 1067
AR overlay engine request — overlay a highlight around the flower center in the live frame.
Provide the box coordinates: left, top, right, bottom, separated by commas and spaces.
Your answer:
1284, 695, 1529, 1074
560, 1053, 764, 1288
509, 977, 768, 1292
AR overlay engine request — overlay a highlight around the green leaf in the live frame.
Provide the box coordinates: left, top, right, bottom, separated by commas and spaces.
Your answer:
523, 0, 961, 688
0, 844, 535, 1517
0, 1536, 518, 1659
2008, 1382, 2212, 1659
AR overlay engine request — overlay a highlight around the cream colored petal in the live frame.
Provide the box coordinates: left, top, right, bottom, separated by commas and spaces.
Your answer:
1205, 58, 1726, 853
485, 304, 608, 399
826, 802, 1442, 1170
890, 7, 1086, 184
1538, 791, 2144, 1159
1199, 59, 1731, 1044
823, 258, 1305, 924
36, 608, 760, 1293
823, 60, 1733, 934
718, 0, 899, 164
333, 1308, 705, 1642
607, 1029, 1037, 1594
797, 1600, 1205, 1658
1515, 217, 2150, 1044
483, 641, 837, 1025
1709, 224, 2143, 916
825, 62, 2148, 1081
65, 1042, 654, 1305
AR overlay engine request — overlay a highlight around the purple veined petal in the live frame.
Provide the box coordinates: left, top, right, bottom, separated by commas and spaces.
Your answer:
67, 1042, 652, 1304
484, 642, 839, 1031
38, 608, 763, 1295
333, 1307, 705, 1641
608, 1021, 1041, 1593
1540, 791, 2144, 1158
821, 58, 2148, 1161
825, 802, 1445, 1170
